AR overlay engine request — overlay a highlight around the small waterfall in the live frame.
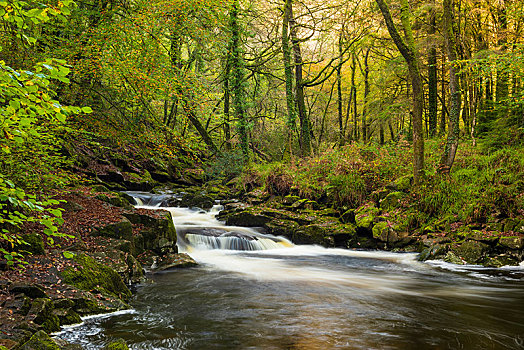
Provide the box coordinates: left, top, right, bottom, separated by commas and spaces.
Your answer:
125, 192, 294, 252
183, 232, 293, 251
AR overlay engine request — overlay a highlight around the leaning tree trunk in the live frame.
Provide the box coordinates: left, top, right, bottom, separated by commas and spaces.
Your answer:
282, 0, 297, 157
376, 0, 425, 184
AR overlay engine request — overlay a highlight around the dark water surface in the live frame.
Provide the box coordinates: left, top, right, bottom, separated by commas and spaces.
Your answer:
56, 205, 524, 349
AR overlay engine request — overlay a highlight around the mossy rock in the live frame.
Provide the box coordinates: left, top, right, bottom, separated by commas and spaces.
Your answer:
282, 195, 301, 205
17, 233, 45, 255
264, 219, 299, 237
292, 224, 334, 246
52, 308, 82, 326
355, 206, 380, 230
340, 209, 355, 224
418, 244, 448, 261
498, 236, 524, 250
443, 251, 465, 265
103, 339, 129, 350
451, 241, 489, 264
96, 194, 133, 210
379, 192, 406, 211
386, 175, 413, 192
224, 211, 272, 227
18, 331, 60, 350
91, 184, 110, 193
27, 298, 60, 333
94, 218, 133, 241
61, 253, 131, 301
126, 212, 177, 255
482, 254, 520, 267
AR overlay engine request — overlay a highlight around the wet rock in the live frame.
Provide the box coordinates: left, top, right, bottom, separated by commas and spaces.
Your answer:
482, 254, 520, 267
418, 244, 448, 261
443, 251, 465, 265
94, 218, 133, 241
61, 253, 131, 301
264, 220, 299, 237
292, 225, 334, 246
451, 241, 489, 264
9, 284, 48, 299
102, 339, 129, 350
150, 171, 171, 183
53, 338, 84, 350
52, 308, 82, 326
223, 211, 272, 227
27, 298, 60, 333
91, 184, 110, 193
126, 211, 177, 255
152, 253, 198, 271
178, 193, 214, 209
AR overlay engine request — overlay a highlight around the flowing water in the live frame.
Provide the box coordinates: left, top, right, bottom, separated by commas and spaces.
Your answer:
56, 194, 524, 349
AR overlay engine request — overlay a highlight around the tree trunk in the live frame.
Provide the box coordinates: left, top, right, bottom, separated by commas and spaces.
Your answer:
361, 48, 370, 143
337, 27, 345, 146
229, 0, 249, 157
428, 1, 438, 137
376, 0, 425, 184
439, 0, 461, 173
288, 0, 312, 156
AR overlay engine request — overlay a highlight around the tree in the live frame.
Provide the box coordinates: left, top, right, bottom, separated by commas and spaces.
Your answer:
439, 0, 461, 173
375, 0, 425, 184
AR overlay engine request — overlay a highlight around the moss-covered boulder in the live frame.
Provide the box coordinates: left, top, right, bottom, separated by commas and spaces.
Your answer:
418, 244, 448, 261
125, 211, 177, 255
61, 253, 131, 301
18, 331, 60, 350
355, 205, 380, 231
94, 219, 133, 241
152, 253, 198, 271
443, 251, 465, 265
498, 236, 524, 250
223, 211, 272, 227
292, 224, 333, 246
27, 298, 60, 333
96, 193, 133, 210
386, 175, 413, 192
482, 254, 520, 267
52, 308, 82, 326
451, 241, 489, 264
103, 339, 129, 350
16, 233, 45, 255
379, 192, 406, 211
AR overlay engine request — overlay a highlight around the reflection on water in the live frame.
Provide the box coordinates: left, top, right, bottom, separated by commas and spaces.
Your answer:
56, 203, 524, 349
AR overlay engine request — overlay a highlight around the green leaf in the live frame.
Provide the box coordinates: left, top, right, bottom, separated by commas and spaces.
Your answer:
63, 251, 75, 259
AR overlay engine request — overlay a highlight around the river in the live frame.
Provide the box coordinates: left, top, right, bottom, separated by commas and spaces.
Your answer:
56, 195, 524, 349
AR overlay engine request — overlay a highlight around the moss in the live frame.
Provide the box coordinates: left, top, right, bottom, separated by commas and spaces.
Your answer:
29, 298, 60, 333
18, 233, 45, 255
91, 184, 110, 193
61, 254, 131, 301
18, 331, 60, 350
380, 192, 406, 211
103, 339, 129, 350
52, 308, 82, 326
498, 236, 524, 249
355, 206, 380, 230
372, 221, 389, 241
451, 241, 489, 264
94, 219, 133, 241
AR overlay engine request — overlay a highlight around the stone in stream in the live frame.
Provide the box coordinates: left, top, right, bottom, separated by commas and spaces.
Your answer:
151, 253, 198, 272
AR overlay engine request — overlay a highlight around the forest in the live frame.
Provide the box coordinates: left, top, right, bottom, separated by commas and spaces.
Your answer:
1, 0, 524, 348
